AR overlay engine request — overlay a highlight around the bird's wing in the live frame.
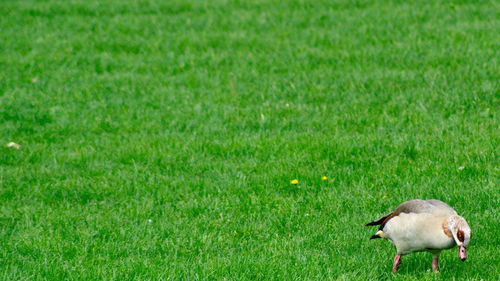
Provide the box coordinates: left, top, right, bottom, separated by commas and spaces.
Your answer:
366, 199, 456, 230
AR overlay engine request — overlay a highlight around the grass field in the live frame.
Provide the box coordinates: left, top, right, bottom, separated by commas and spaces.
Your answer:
0, 0, 499, 280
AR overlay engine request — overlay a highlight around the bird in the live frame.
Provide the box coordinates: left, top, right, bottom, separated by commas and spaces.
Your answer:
365, 199, 471, 272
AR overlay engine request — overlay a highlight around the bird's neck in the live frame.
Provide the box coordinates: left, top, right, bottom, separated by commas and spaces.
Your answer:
441, 218, 453, 238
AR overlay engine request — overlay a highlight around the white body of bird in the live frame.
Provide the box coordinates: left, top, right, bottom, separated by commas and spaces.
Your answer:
383, 212, 455, 254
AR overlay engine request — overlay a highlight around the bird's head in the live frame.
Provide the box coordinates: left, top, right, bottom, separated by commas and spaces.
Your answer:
447, 215, 471, 261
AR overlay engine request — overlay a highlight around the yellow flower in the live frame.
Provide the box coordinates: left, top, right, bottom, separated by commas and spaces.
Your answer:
290, 179, 299, 185
321, 176, 328, 181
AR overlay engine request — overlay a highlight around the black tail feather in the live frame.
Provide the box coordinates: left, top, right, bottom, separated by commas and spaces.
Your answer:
370, 235, 381, 240
365, 213, 392, 226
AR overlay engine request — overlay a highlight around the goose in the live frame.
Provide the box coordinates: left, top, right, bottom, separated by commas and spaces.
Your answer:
366, 199, 471, 272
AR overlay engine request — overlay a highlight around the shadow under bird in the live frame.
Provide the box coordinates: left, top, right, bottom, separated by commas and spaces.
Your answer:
366, 199, 471, 272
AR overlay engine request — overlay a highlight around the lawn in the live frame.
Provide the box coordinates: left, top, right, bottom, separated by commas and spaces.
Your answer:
0, 0, 498, 280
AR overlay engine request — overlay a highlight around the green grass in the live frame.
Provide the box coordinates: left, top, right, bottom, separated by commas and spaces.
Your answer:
0, 0, 498, 280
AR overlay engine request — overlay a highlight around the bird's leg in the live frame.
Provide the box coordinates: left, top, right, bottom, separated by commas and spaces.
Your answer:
392, 254, 401, 272
432, 254, 440, 272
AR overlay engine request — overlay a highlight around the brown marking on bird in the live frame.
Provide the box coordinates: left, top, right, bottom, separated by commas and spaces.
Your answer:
442, 221, 453, 238
457, 229, 465, 242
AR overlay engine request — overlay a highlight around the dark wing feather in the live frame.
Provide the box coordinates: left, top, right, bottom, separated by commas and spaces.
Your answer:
365, 212, 397, 230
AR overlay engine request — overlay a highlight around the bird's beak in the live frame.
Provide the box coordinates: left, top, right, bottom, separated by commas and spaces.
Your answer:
459, 245, 467, 261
